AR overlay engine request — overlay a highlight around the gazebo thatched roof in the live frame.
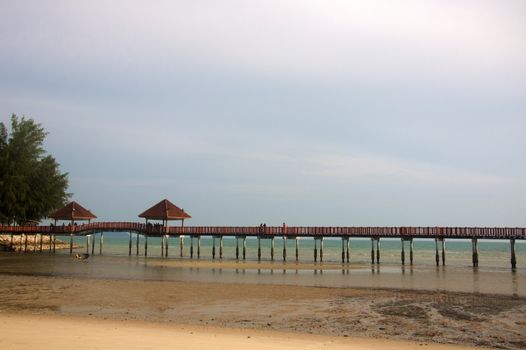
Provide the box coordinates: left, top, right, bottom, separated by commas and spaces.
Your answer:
138, 199, 191, 221
48, 201, 97, 221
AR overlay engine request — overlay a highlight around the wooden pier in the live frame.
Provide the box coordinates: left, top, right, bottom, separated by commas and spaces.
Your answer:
1, 223, 524, 269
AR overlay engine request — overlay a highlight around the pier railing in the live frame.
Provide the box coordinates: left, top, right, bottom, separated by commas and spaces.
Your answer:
1, 223, 525, 239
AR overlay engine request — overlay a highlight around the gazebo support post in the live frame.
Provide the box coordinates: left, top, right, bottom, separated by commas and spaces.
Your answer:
219, 236, 223, 259
197, 236, 201, 258
86, 235, 89, 254
236, 237, 239, 260
39, 234, 43, 253
100, 232, 104, 255
52, 235, 56, 253
166, 234, 169, 257
190, 236, 194, 258
70, 233, 73, 255
180, 235, 183, 257
91, 234, 95, 255
145, 235, 148, 257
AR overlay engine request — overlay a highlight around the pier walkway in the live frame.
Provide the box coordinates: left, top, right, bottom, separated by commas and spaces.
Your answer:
1, 223, 524, 269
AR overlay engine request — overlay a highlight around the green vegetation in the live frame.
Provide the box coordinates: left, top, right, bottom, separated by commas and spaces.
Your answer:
0, 115, 70, 225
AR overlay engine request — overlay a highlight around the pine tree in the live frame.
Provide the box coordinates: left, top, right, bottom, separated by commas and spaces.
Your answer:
0, 115, 70, 225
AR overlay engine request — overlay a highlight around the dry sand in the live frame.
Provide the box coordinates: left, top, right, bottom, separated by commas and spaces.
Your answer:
0, 313, 481, 350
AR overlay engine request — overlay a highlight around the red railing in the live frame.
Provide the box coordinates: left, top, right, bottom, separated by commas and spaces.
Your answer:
0, 223, 525, 239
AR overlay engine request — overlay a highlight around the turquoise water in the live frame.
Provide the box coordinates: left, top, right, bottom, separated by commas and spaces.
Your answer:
53, 232, 524, 269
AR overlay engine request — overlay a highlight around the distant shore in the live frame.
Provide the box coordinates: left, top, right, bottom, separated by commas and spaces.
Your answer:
0, 234, 79, 251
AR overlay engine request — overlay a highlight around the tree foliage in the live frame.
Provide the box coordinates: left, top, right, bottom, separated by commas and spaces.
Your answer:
0, 115, 70, 225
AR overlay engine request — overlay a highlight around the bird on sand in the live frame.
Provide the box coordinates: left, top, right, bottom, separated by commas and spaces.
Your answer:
75, 253, 90, 260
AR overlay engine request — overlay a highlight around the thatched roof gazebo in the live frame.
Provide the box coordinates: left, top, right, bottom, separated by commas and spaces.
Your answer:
138, 198, 191, 225
48, 201, 97, 255
48, 201, 97, 224
138, 199, 191, 257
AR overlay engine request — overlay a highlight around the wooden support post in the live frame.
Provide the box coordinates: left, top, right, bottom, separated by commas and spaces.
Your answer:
136, 232, 139, 256
39, 234, 43, 253
91, 234, 95, 255
314, 237, 318, 262
165, 235, 169, 257
341, 238, 345, 263
10, 233, 14, 251
511, 238, 517, 270
190, 236, 194, 258
53, 235, 56, 253
212, 236, 216, 259
346, 238, 350, 263
271, 237, 275, 261
161, 235, 164, 257
409, 238, 414, 265
243, 237, 247, 260
236, 237, 239, 260
282, 236, 286, 261
70, 234, 73, 255
128, 232, 132, 256
86, 235, 90, 254
219, 236, 223, 259
24, 234, 28, 252
376, 238, 380, 264
257, 237, 261, 261
370, 238, 375, 264
320, 238, 324, 262
48, 234, 52, 252
472, 238, 478, 267
295, 237, 299, 261
401, 238, 405, 265
100, 232, 104, 255
197, 236, 201, 258
145, 235, 148, 257
435, 238, 439, 266
441, 238, 446, 266
180, 235, 184, 257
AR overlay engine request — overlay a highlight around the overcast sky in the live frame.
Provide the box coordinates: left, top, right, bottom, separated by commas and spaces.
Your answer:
1, 1, 525, 226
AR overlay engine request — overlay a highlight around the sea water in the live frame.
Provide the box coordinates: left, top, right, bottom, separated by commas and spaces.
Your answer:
53, 232, 524, 269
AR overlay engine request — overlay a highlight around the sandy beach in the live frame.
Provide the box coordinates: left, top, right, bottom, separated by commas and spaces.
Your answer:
0, 270, 525, 349
0, 313, 482, 350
